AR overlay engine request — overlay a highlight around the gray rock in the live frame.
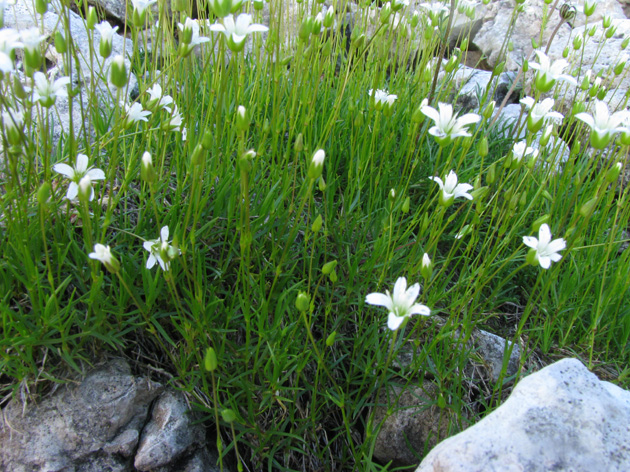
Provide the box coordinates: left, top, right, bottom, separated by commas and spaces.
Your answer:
416, 358, 630, 472
0, 359, 162, 472
372, 381, 460, 467
134, 390, 205, 471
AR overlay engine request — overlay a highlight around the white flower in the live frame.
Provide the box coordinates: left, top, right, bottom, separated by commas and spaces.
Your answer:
121, 101, 151, 127
528, 50, 578, 93
0, 28, 22, 73
575, 100, 630, 149
421, 102, 480, 145
418, 2, 450, 19
520, 96, 564, 133
366, 277, 431, 331
368, 88, 397, 110
523, 223, 566, 269
32, 71, 70, 108
512, 141, 539, 163
131, 0, 157, 14
165, 104, 183, 132
429, 170, 473, 206
94, 21, 118, 43
52, 153, 106, 201
146, 83, 173, 113
89, 244, 120, 272
143, 225, 180, 271
19, 28, 46, 52
209, 13, 268, 52
178, 18, 210, 56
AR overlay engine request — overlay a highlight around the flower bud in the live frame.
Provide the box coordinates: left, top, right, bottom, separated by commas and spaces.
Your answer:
579, 197, 597, 218
299, 17, 313, 42
100, 37, 113, 59
602, 15, 612, 29
487, 162, 497, 184
204, 347, 218, 371
87, 6, 98, 30
201, 129, 213, 149
388, 188, 396, 203
478, 137, 489, 157
54, 31, 67, 54
308, 149, 325, 180
540, 124, 553, 147
572, 35, 583, 51
526, 248, 538, 265
239, 149, 256, 172
605, 162, 622, 183
236, 105, 249, 132
322, 260, 338, 275
191, 143, 204, 166
312, 12, 323, 35
13, 76, 28, 99
295, 291, 310, 312
294, 133, 304, 152
588, 25, 597, 37
583, 0, 596, 16
253, 0, 264, 10
560, 4, 576, 22
402, 196, 410, 213
620, 129, 630, 146
323, 6, 334, 28
221, 409, 237, 423
410, 10, 420, 27
318, 176, 326, 191
420, 253, 432, 281
37, 182, 51, 206
605, 25, 617, 39
482, 100, 496, 120
109, 55, 128, 89
562, 46, 569, 59
329, 269, 338, 282
141, 151, 156, 183
380, 2, 392, 23
311, 214, 323, 233
326, 331, 336, 347
78, 175, 92, 202
531, 214, 549, 232
622, 36, 629, 50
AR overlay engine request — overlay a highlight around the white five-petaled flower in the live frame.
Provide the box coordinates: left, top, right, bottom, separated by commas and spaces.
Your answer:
121, 101, 151, 127
0, 28, 22, 73
366, 277, 431, 331
94, 21, 118, 43
421, 102, 480, 146
528, 50, 578, 93
146, 83, 174, 113
19, 28, 46, 52
520, 96, 564, 133
131, 0, 157, 14
368, 88, 397, 111
165, 104, 183, 132
52, 154, 106, 201
143, 225, 180, 271
429, 169, 473, 206
512, 141, 539, 164
89, 244, 120, 272
575, 100, 630, 149
177, 18, 210, 56
523, 223, 566, 269
32, 71, 70, 108
209, 13, 268, 53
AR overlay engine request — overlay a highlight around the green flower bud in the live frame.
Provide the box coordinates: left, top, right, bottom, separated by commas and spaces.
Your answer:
380, 2, 391, 23
323, 6, 334, 28
605, 25, 617, 39
487, 163, 496, 185
221, 409, 237, 423
253, 0, 264, 10
329, 269, 338, 282
236, 105, 249, 132
141, 151, 156, 183
308, 149, 325, 180
13, 75, 28, 99
318, 176, 326, 191
299, 17, 313, 42
562, 46, 569, 59
388, 188, 396, 203
204, 347, 218, 371
573, 35, 583, 50
579, 197, 597, 218
37, 182, 51, 206
526, 248, 538, 265
583, 0, 596, 16
326, 331, 337, 347
87, 6, 98, 30
322, 260, 338, 275
478, 137, 489, 157
239, 149, 256, 172
294, 133, 304, 152
602, 15, 612, 29
100, 38, 112, 59
622, 36, 629, 50
172, 0, 187, 11
54, 31, 67, 54
311, 214, 323, 233
605, 162, 622, 183
109, 55, 128, 89
191, 143, 204, 166
295, 291, 310, 312
482, 100, 496, 120
402, 196, 410, 213
420, 253, 432, 281
202, 129, 213, 149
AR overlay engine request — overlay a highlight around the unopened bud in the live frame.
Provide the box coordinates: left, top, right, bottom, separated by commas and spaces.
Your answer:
221, 409, 237, 423
380, 2, 392, 23
54, 31, 67, 54
204, 347, 218, 371
308, 149, 325, 180
487, 163, 496, 184
323, 6, 334, 28
191, 143, 204, 166
141, 151, 156, 183
326, 331, 337, 346
236, 105, 249, 132
311, 214, 323, 233
295, 292, 310, 312
420, 253, 432, 281
322, 260, 338, 275
87, 6, 98, 30
478, 137, 489, 157
294, 133, 304, 152
579, 197, 597, 218
402, 196, 410, 213
605, 162, 622, 183
78, 175, 92, 202
109, 55, 128, 89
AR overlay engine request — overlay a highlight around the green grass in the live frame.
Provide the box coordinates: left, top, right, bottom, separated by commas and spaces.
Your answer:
1, 0, 629, 469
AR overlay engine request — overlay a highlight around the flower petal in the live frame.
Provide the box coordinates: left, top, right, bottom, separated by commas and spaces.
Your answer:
366, 292, 393, 310
52, 163, 75, 178
387, 312, 405, 331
